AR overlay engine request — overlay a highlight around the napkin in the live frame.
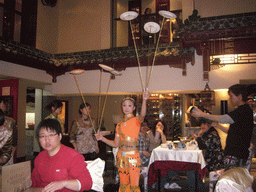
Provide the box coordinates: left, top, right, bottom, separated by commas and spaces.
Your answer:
164, 182, 182, 189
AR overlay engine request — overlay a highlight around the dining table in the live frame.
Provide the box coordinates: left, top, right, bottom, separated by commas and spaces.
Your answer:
147, 145, 207, 191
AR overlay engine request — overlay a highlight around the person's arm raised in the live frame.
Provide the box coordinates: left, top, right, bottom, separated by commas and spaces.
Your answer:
138, 89, 150, 122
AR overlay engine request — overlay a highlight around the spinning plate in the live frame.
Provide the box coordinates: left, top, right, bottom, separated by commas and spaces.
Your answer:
159, 10, 177, 19
111, 70, 122, 76
70, 69, 85, 75
99, 64, 114, 72
120, 11, 138, 21
144, 22, 160, 33
99, 64, 122, 76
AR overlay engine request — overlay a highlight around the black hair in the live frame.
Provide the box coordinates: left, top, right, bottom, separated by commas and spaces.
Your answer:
36, 119, 62, 138
199, 117, 213, 125
46, 100, 63, 112
0, 109, 5, 126
79, 102, 91, 115
229, 84, 256, 102
141, 118, 149, 127
144, 8, 151, 14
197, 106, 212, 125
143, 117, 149, 125
0, 96, 6, 105
151, 120, 167, 136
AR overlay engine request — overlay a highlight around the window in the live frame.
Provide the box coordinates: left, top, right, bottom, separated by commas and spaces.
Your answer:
0, 0, 22, 42
0, 0, 37, 47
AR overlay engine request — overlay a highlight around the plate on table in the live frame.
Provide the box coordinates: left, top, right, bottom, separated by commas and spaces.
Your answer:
161, 143, 168, 148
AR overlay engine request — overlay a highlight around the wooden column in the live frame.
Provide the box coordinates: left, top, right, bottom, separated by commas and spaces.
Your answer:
200, 42, 210, 81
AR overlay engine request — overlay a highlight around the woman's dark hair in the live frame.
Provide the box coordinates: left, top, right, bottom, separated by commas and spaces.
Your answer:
228, 84, 250, 102
151, 120, 167, 136
141, 118, 149, 128
46, 100, 63, 111
0, 109, 5, 126
0, 97, 6, 105
144, 7, 151, 14
36, 119, 62, 138
79, 102, 91, 114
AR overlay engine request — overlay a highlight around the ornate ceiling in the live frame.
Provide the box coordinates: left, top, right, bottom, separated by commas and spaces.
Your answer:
0, 11, 255, 82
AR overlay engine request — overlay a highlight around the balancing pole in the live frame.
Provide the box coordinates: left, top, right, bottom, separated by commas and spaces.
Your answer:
129, 20, 145, 90
72, 74, 96, 133
146, 16, 165, 89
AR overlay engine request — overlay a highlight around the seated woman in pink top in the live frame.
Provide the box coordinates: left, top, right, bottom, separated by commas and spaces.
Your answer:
31, 119, 92, 192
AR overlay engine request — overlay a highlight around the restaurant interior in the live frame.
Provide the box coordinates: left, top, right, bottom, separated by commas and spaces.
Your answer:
0, 0, 256, 191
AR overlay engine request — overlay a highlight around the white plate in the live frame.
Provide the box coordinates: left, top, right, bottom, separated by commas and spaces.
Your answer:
144, 22, 160, 33
120, 11, 138, 21
159, 10, 177, 19
99, 64, 114, 72
161, 143, 168, 148
69, 69, 85, 75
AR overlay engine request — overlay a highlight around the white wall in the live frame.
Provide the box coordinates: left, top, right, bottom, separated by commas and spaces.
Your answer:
46, 54, 256, 96
0, 61, 53, 84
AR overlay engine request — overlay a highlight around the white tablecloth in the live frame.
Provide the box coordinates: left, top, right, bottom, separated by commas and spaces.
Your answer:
149, 146, 206, 169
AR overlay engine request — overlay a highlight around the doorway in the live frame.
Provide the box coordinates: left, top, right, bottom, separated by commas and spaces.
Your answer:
25, 88, 42, 160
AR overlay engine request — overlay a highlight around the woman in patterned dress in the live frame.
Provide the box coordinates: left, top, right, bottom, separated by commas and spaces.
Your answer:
191, 118, 225, 172
69, 102, 99, 161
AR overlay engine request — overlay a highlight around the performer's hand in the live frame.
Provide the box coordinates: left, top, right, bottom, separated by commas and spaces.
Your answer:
143, 88, 150, 101
43, 181, 65, 192
95, 130, 103, 141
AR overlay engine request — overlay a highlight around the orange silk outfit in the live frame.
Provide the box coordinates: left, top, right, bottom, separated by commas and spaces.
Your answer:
116, 116, 142, 192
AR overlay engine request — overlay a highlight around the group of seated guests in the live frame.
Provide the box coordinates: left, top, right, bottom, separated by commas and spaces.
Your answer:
29, 117, 253, 191
1, 84, 254, 191
29, 117, 169, 191
138, 115, 253, 191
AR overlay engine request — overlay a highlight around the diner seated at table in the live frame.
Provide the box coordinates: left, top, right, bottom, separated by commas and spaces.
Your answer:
31, 119, 93, 192
148, 120, 167, 152
191, 118, 225, 173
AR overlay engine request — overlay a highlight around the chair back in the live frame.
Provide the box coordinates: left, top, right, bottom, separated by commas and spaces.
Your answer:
86, 158, 105, 192
215, 167, 254, 192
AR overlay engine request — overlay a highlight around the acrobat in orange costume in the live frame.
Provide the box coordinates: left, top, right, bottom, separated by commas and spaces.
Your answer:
116, 115, 142, 192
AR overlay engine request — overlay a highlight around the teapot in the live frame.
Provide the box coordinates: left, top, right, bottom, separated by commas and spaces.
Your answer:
177, 141, 186, 149
167, 141, 174, 149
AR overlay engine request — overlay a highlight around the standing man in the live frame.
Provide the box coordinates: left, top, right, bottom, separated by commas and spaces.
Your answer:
191, 84, 254, 171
